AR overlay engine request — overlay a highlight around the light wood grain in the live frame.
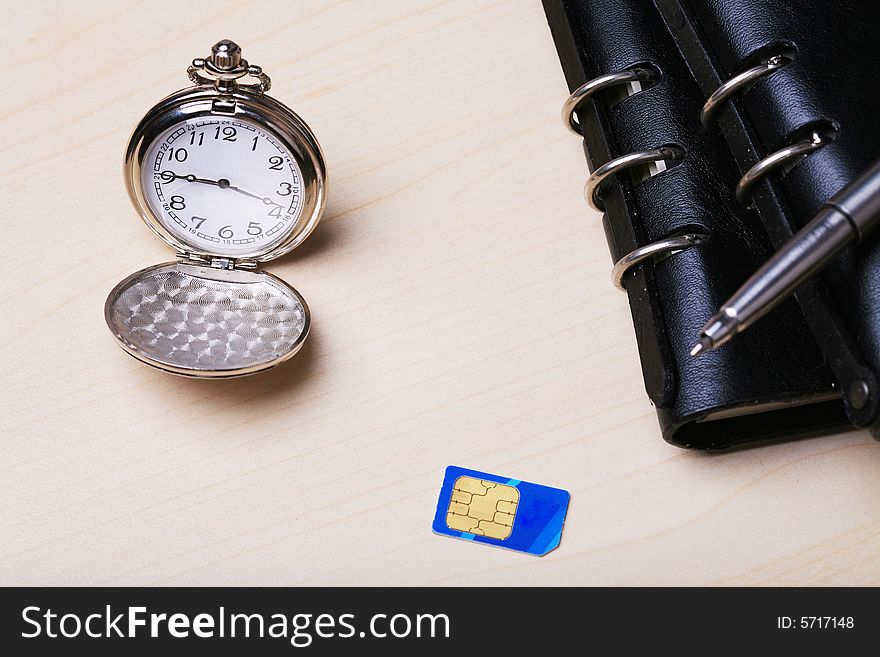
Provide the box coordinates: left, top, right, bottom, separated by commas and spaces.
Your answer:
1, 0, 878, 586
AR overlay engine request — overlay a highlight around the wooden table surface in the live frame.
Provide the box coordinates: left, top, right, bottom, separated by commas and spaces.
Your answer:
2, 0, 879, 586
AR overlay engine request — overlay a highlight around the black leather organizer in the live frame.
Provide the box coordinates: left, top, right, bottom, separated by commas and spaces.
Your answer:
543, 0, 880, 449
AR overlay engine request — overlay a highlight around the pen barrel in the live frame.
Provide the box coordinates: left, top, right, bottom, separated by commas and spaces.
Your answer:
826, 158, 880, 239
725, 207, 857, 333
699, 157, 880, 351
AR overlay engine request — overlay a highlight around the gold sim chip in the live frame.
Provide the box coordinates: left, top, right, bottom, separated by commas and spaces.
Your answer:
445, 476, 520, 540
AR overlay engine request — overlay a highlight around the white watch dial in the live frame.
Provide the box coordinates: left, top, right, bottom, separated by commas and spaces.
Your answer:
142, 117, 304, 257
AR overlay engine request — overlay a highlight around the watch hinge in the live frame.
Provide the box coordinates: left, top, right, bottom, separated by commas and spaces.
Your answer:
179, 253, 258, 271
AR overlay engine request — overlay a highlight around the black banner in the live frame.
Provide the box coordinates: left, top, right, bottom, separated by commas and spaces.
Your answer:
0, 587, 875, 654
0, 588, 878, 655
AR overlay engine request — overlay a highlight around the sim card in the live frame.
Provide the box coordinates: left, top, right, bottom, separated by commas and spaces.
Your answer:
432, 465, 570, 556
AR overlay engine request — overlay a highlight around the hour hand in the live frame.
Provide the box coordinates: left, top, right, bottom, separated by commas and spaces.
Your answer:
160, 170, 221, 186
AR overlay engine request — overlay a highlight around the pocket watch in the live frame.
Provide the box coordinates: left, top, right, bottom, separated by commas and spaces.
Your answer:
105, 40, 325, 378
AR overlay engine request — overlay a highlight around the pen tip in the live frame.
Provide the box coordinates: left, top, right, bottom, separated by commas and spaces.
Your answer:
690, 337, 711, 358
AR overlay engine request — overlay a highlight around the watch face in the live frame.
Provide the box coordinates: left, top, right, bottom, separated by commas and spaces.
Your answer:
141, 117, 304, 257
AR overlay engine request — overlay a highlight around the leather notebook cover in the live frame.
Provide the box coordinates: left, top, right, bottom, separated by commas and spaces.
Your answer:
652, 0, 880, 429
543, 0, 854, 449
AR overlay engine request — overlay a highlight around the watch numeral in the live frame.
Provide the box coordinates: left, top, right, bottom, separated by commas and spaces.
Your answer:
277, 182, 292, 196
169, 195, 186, 210
191, 216, 207, 229
189, 131, 205, 146
268, 156, 284, 170
159, 170, 175, 183
247, 221, 263, 236
267, 205, 283, 218
215, 126, 237, 142
251, 136, 259, 151
218, 225, 234, 239
169, 148, 188, 162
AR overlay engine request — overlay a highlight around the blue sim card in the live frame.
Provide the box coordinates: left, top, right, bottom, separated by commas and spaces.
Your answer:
432, 466, 570, 556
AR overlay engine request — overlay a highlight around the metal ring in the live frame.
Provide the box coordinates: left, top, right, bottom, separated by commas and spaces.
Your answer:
735, 130, 832, 205
612, 233, 707, 290
562, 68, 656, 136
187, 64, 271, 93
584, 146, 682, 211
700, 54, 791, 127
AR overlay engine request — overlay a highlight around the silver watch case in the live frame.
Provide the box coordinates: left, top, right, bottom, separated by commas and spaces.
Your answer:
105, 84, 325, 378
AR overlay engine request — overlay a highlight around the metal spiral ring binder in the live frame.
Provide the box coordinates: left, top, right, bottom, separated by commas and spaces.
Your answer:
562, 67, 656, 135
700, 53, 792, 127
584, 146, 682, 211
611, 233, 706, 290
561, 70, 703, 292
735, 130, 832, 205
701, 49, 835, 205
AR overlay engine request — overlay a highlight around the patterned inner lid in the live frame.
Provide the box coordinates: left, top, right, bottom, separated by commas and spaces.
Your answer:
105, 263, 308, 375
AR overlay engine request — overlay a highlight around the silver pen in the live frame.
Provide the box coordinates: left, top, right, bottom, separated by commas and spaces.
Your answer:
691, 157, 880, 357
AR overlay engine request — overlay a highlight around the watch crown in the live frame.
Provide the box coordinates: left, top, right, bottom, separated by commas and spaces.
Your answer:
187, 40, 270, 94
211, 40, 242, 70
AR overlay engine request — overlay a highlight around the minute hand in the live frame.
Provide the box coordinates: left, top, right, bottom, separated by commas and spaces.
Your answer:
224, 182, 264, 201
